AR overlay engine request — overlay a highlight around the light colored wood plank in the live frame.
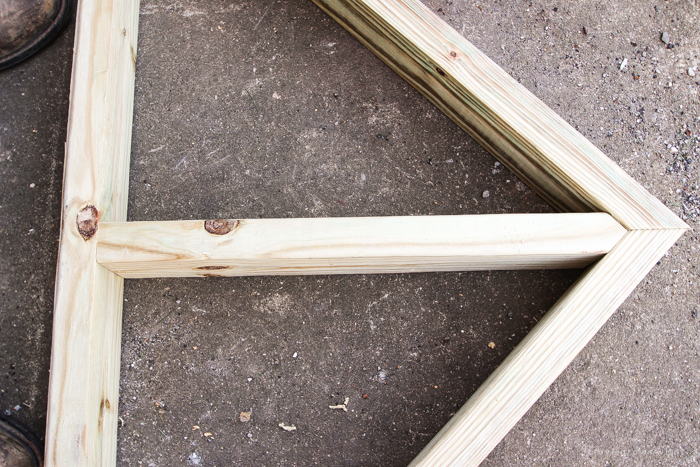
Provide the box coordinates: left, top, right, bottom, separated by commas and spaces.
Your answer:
311, 0, 687, 231
44, 0, 140, 465
408, 227, 686, 467
95, 213, 626, 278
51, 1, 688, 467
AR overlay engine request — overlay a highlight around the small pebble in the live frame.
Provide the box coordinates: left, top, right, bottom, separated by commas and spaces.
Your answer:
620, 58, 628, 71
240, 412, 251, 422
689, 68, 696, 77
482, 190, 490, 198
661, 31, 670, 45
188, 452, 201, 466
292, 352, 298, 358
488, 342, 496, 349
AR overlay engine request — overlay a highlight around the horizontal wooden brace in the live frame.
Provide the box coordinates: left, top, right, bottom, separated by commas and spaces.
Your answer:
96, 213, 626, 278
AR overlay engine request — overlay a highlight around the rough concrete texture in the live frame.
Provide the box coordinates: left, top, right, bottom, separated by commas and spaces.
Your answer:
0, 0, 698, 466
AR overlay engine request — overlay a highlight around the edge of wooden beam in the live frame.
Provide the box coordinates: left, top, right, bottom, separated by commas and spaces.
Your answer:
95, 213, 626, 278
44, 0, 140, 465
312, 0, 688, 231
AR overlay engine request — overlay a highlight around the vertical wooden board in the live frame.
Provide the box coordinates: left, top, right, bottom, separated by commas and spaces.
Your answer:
311, 0, 687, 231
45, 0, 140, 465
408, 228, 685, 466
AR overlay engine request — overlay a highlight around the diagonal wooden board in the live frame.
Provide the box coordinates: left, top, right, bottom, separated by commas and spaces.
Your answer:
44, 0, 688, 466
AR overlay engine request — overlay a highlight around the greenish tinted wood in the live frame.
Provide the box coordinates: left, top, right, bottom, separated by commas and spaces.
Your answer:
96, 214, 626, 278
312, 0, 688, 231
408, 228, 684, 466
50, 1, 688, 466
44, 0, 140, 465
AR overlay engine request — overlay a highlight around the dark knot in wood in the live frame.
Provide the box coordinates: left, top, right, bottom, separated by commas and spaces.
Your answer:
76, 205, 99, 240
195, 265, 231, 270
204, 219, 238, 235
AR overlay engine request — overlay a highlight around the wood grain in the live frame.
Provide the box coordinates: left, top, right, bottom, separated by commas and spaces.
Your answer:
44, 0, 140, 465
96, 214, 626, 278
409, 227, 686, 466
50, 1, 689, 467
312, 0, 688, 231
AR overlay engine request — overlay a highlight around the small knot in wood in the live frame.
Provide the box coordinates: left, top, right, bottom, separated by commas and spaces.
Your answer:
76, 205, 99, 240
204, 219, 238, 235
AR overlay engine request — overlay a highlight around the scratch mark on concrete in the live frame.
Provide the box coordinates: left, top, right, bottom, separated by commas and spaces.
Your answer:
206, 147, 222, 158
254, 6, 270, 30
174, 153, 190, 169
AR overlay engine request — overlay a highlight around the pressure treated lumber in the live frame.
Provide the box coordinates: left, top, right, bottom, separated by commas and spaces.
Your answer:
44, 0, 140, 465
311, 0, 687, 231
96, 213, 626, 278
409, 227, 685, 467
48, 0, 689, 466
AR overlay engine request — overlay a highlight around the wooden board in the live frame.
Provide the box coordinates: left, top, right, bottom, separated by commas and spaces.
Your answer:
408, 228, 684, 466
311, 0, 686, 231
302, 2, 687, 464
46, 0, 688, 466
95, 214, 626, 278
44, 0, 139, 465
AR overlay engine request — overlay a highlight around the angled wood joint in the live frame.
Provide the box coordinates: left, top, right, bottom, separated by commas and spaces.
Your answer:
46, 0, 687, 466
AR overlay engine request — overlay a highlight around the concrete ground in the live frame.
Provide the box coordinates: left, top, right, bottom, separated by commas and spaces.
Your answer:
1, 0, 698, 466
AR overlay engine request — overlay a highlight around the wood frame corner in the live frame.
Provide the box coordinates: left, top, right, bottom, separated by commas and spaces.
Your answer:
45, 0, 688, 466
